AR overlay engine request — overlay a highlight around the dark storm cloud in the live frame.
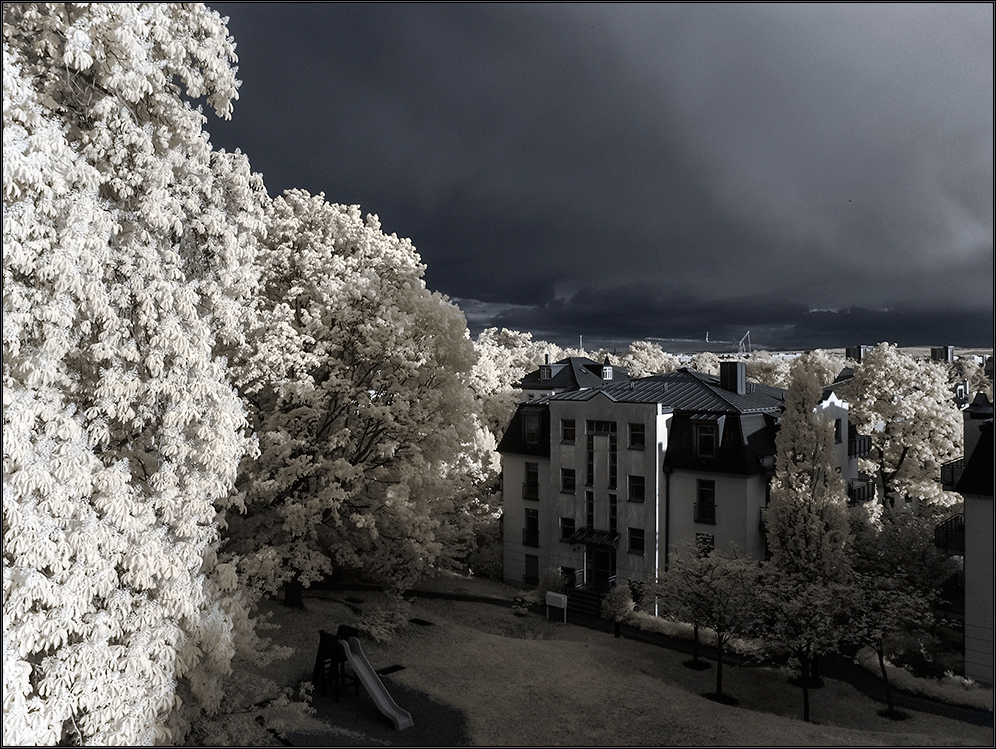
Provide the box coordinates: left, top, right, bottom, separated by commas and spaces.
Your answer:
207, 2, 993, 350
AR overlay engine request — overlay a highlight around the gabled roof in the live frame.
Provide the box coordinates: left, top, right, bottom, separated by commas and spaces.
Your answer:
550, 368, 784, 414
517, 356, 630, 391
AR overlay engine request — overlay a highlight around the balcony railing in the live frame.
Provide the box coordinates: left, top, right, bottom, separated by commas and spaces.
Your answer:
522, 528, 540, 548
848, 435, 872, 459
940, 458, 965, 491
934, 514, 965, 555
522, 482, 539, 500
847, 480, 875, 505
694, 502, 716, 525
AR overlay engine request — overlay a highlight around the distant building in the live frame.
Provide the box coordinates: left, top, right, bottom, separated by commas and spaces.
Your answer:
516, 355, 629, 402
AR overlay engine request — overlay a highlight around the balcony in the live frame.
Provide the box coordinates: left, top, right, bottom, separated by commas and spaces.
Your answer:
848, 435, 872, 459
522, 482, 539, 501
847, 480, 875, 505
934, 514, 965, 555
940, 457, 965, 491
694, 502, 716, 525
522, 528, 540, 548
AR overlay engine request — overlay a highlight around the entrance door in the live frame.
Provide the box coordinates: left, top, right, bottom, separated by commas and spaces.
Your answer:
586, 548, 616, 588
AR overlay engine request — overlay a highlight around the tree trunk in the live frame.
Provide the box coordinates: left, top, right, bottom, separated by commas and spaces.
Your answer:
878, 646, 896, 715
692, 624, 701, 662
715, 638, 724, 697
614, 621, 621, 639
283, 576, 305, 609
800, 649, 811, 722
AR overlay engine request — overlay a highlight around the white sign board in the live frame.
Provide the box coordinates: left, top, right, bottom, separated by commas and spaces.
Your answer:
546, 591, 567, 623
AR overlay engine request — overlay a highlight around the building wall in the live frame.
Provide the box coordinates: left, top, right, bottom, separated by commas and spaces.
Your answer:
964, 492, 994, 686
666, 469, 768, 561
816, 393, 857, 484
501, 453, 551, 586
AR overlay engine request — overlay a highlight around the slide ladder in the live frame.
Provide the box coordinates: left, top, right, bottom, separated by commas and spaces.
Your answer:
339, 636, 414, 730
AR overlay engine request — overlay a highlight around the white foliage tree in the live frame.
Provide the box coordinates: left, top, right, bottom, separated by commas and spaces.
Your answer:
840, 343, 962, 508
767, 353, 852, 582
3, 3, 266, 744
229, 189, 481, 601
619, 340, 681, 378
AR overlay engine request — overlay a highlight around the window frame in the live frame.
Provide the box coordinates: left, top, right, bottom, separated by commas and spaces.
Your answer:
695, 479, 716, 524
628, 422, 646, 450
627, 474, 646, 503
628, 527, 645, 555
561, 418, 576, 443
695, 423, 718, 457
560, 468, 576, 494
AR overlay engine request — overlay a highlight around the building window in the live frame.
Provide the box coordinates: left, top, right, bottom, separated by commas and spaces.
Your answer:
695, 423, 718, 457
586, 434, 595, 485
628, 527, 645, 555
695, 533, 715, 556
586, 420, 615, 435
609, 494, 617, 533
834, 418, 842, 444
561, 418, 576, 443
585, 491, 594, 527
561, 468, 576, 494
628, 475, 645, 502
524, 554, 539, 584
539, 365, 552, 380
560, 516, 576, 541
523, 462, 539, 500
523, 509, 539, 547
608, 432, 617, 489
629, 422, 645, 450
523, 413, 541, 447
695, 479, 716, 524
602, 365, 613, 380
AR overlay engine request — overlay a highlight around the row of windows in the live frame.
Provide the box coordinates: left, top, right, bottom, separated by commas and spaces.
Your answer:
526, 465, 717, 525
560, 419, 645, 449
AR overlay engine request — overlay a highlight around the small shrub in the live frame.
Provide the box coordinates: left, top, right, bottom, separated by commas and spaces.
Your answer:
601, 582, 635, 623
355, 594, 412, 642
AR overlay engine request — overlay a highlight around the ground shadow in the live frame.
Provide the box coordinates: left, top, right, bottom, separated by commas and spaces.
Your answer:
286, 676, 471, 747
702, 692, 739, 706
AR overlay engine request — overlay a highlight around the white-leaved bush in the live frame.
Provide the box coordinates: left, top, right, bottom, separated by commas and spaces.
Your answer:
3, 4, 267, 744
229, 189, 482, 600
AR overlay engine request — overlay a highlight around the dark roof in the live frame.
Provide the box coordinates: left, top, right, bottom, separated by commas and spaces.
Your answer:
966, 392, 994, 420
495, 403, 551, 457
550, 368, 784, 414
518, 356, 630, 392
957, 420, 993, 498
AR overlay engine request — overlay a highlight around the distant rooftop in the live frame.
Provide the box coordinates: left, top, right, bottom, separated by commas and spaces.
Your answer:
517, 356, 630, 392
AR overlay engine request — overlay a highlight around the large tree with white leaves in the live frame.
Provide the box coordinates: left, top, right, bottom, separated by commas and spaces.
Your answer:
3, 3, 267, 744
229, 189, 482, 601
839, 343, 962, 508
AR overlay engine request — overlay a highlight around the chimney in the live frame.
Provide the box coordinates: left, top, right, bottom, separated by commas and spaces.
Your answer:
719, 361, 746, 395
845, 345, 866, 363
545, 353, 551, 365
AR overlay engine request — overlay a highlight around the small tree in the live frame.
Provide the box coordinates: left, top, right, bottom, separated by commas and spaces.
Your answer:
620, 341, 681, 377
659, 547, 763, 703
846, 574, 932, 719
754, 571, 852, 722
601, 582, 635, 637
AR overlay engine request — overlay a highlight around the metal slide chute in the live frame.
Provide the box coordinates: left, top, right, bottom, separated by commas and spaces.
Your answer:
339, 636, 414, 730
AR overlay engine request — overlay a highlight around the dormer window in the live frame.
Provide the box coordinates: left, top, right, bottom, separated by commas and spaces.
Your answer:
602, 366, 612, 380
539, 365, 552, 380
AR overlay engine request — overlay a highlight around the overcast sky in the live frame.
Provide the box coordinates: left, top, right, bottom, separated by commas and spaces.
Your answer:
206, 2, 993, 352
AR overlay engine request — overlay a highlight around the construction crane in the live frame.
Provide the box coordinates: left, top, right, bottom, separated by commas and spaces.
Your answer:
737, 331, 752, 355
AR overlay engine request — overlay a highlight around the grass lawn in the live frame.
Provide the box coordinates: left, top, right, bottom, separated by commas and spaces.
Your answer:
249, 572, 994, 747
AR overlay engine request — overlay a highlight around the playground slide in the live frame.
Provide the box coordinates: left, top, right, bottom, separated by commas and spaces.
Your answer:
340, 636, 414, 730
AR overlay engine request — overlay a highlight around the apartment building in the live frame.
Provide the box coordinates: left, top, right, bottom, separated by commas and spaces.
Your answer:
499, 361, 786, 587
